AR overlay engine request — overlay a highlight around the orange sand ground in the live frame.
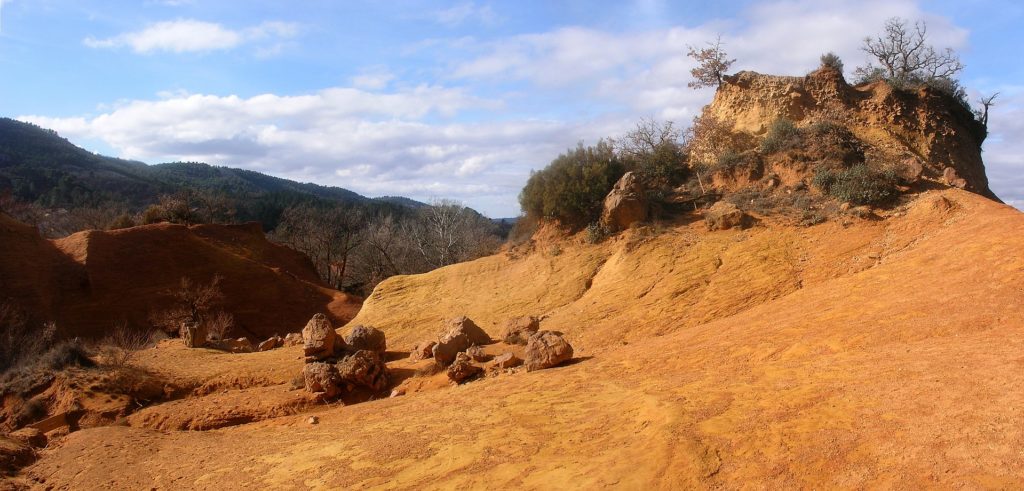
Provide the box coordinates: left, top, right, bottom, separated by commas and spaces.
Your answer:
14, 189, 1024, 489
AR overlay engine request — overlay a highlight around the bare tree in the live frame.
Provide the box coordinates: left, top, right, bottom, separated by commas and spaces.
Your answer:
855, 17, 964, 87
687, 36, 736, 89
976, 93, 999, 127
272, 205, 365, 289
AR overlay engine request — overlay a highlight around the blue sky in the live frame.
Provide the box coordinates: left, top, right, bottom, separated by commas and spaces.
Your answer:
1, 0, 1022, 216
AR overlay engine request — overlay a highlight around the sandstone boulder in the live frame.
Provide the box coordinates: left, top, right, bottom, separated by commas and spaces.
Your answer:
336, 350, 388, 391
303, 362, 342, 399
899, 158, 925, 184
434, 316, 490, 366
943, 167, 968, 189
344, 325, 387, 356
303, 313, 342, 360
283, 332, 303, 347
181, 321, 208, 348
492, 352, 523, 369
257, 336, 283, 352
704, 201, 752, 231
500, 316, 540, 345
409, 340, 436, 361
219, 337, 254, 353
600, 171, 648, 231
525, 331, 574, 372
466, 345, 491, 362
447, 352, 482, 384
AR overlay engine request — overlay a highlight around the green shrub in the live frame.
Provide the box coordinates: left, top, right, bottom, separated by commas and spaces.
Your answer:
760, 118, 801, 154
716, 149, 745, 169
519, 140, 624, 228
819, 52, 844, 72
812, 164, 899, 206
584, 222, 609, 244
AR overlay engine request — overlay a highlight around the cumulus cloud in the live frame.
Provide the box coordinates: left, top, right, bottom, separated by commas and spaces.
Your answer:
83, 19, 298, 54
433, 2, 498, 27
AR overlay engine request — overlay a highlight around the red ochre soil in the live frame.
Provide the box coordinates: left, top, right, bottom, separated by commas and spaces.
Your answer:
0, 216, 360, 340
9, 188, 1024, 489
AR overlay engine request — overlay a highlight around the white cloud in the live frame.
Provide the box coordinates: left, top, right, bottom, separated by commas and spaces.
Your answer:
433, 2, 498, 27
83, 19, 299, 54
27, 0, 1021, 216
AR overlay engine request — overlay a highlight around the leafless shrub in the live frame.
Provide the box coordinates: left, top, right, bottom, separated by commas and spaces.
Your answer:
149, 275, 226, 336
0, 301, 55, 374
100, 321, 155, 367
205, 311, 234, 342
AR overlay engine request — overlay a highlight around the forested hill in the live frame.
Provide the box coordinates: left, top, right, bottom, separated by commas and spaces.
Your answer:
0, 117, 424, 224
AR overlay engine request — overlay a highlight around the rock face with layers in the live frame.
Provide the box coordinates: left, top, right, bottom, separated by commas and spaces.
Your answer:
696, 67, 998, 200
524, 331, 574, 372
600, 172, 649, 231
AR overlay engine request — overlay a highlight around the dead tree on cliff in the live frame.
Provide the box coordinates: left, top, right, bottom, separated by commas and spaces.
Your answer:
687, 35, 735, 89
855, 17, 964, 88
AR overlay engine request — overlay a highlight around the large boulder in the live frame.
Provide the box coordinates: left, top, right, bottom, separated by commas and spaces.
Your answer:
492, 352, 523, 370
433, 316, 490, 366
257, 336, 283, 352
524, 331, 574, 372
282, 332, 303, 347
218, 337, 254, 353
704, 201, 752, 231
600, 171, 649, 231
447, 352, 482, 384
943, 167, 968, 189
500, 316, 540, 345
181, 321, 208, 348
344, 325, 387, 356
303, 362, 342, 399
303, 313, 342, 360
336, 350, 388, 391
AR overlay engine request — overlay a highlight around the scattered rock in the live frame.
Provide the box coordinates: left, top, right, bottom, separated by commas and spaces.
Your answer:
336, 350, 388, 391
283, 332, 303, 347
839, 202, 852, 212
466, 345, 491, 362
303, 362, 342, 399
525, 331, 574, 372
447, 352, 483, 384
307, 416, 319, 425
344, 325, 387, 356
600, 171, 649, 231
303, 313, 342, 361
214, 337, 254, 353
390, 388, 406, 398
501, 316, 540, 345
943, 167, 968, 189
704, 201, 752, 231
492, 352, 523, 369
181, 321, 208, 348
899, 158, 925, 184
257, 335, 283, 352
434, 316, 490, 366
8, 427, 45, 448
409, 340, 436, 361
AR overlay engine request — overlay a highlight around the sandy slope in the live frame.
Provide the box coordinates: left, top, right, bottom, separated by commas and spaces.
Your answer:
18, 189, 1024, 489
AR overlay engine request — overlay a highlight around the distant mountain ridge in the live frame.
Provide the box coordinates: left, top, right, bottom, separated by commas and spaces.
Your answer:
0, 117, 428, 217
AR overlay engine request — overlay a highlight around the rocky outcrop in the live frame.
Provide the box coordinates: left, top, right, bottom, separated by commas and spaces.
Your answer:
704, 202, 752, 231
600, 171, 649, 231
699, 68, 998, 201
257, 336, 283, 352
181, 322, 208, 349
525, 331, 574, 372
344, 325, 387, 357
500, 316, 540, 345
